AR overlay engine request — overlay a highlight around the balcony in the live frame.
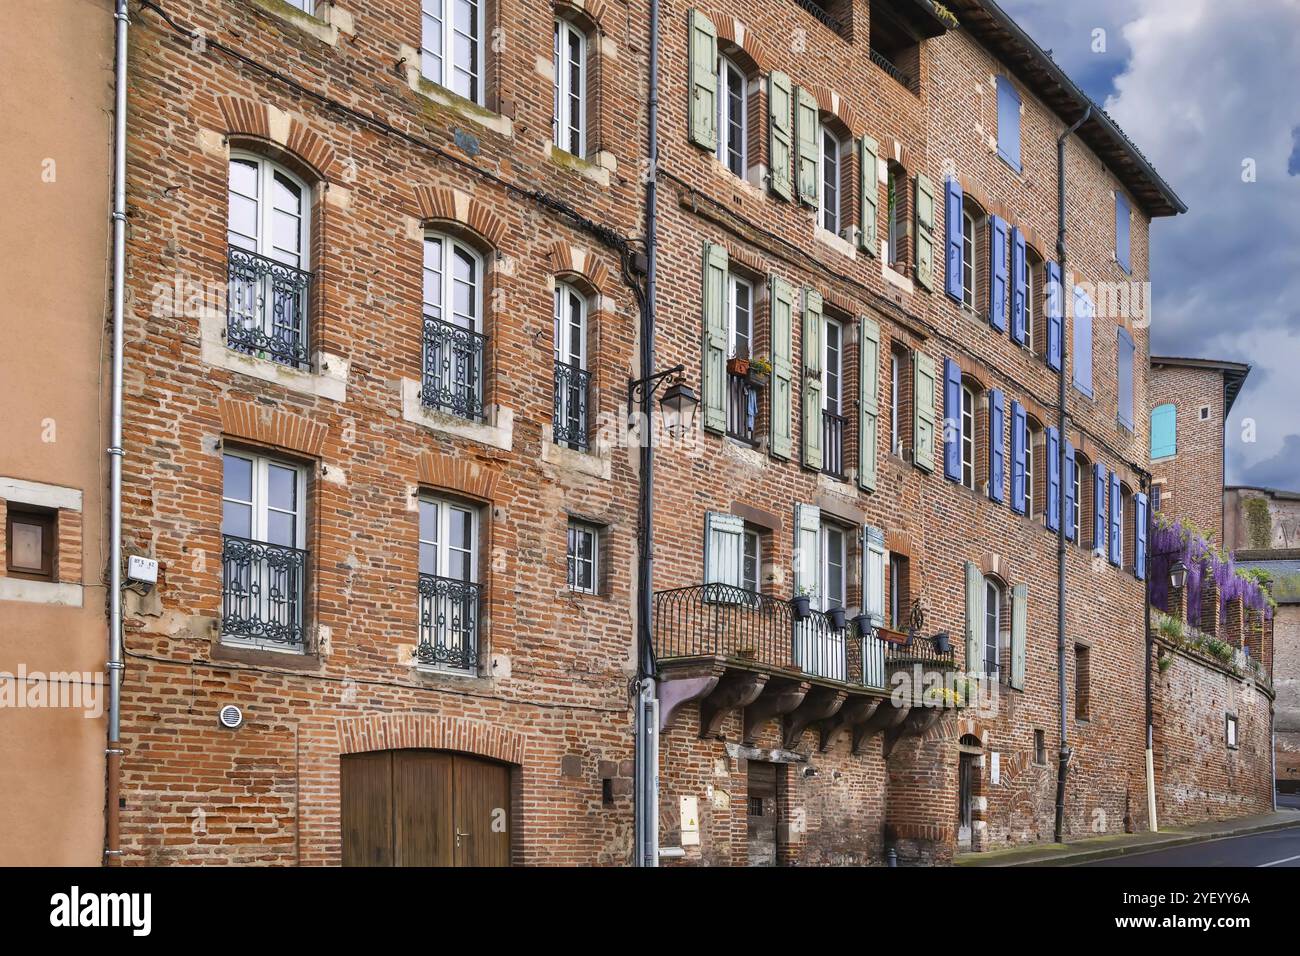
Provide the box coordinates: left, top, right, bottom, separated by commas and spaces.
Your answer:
822, 410, 847, 478
726, 372, 759, 445
869, 47, 918, 94
418, 573, 480, 671
553, 360, 591, 450
422, 315, 486, 420
221, 534, 307, 648
226, 246, 312, 369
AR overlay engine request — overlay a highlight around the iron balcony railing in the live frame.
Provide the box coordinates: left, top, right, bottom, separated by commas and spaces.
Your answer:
226, 246, 312, 369
422, 315, 487, 420
653, 584, 888, 689
882, 632, 957, 670
822, 410, 848, 478
726, 372, 759, 445
418, 573, 480, 671
870, 48, 917, 94
553, 360, 591, 450
789, 0, 845, 35
221, 534, 308, 648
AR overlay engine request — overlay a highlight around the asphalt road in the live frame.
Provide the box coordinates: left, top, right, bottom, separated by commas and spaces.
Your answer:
1087, 823, 1300, 867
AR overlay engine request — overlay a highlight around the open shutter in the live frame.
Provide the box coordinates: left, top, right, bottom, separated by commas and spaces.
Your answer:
858, 316, 881, 491
988, 215, 1008, 332
1063, 439, 1076, 542
858, 136, 879, 255
1010, 583, 1028, 690
1117, 327, 1135, 431
863, 526, 886, 623
912, 352, 937, 473
1116, 192, 1131, 272
794, 503, 821, 601
704, 511, 743, 587
1134, 492, 1148, 580
1093, 463, 1107, 554
1072, 285, 1094, 396
988, 388, 1006, 503
801, 288, 824, 471
687, 10, 718, 151
965, 561, 984, 674
1010, 227, 1027, 344
701, 242, 728, 434
1045, 260, 1063, 371
794, 86, 819, 207
769, 275, 795, 460
943, 177, 964, 301
1010, 400, 1027, 514
1150, 403, 1176, 459
942, 357, 962, 482
1108, 471, 1122, 565
1045, 426, 1060, 532
767, 71, 793, 201
914, 172, 935, 291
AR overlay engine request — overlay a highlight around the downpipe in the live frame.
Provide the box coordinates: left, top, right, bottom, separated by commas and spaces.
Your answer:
1142, 474, 1158, 832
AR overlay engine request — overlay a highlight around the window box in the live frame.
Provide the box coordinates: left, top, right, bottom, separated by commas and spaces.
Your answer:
726, 356, 750, 377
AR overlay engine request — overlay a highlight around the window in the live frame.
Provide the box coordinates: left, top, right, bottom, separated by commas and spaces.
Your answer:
221, 451, 307, 648
1151, 483, 1163, 513
890, 349, 902, 456
864, 528, 886, 624
821, 521, 847, 612
553, 282, 589, 449
996, 75, 1021, 171
742, 529, 761, 594
553, 18, 587, 156
984, 577, 1002, 677
421, 0, 485, 104
819, 126, 842, 235
1071, 450, 1082, 544
1034, 729, 1047, 765
1226, 713, 1239, 749
1121, 484, 1135, 571
716, 54, 747, 177
1075, 644, 1091, 720
888, 553, 909, 631
1023, 249, 1037, 353
822, 317, 845, 478
418, 494, 480, 670
727, 273, 753, 358
960, 384, 975, 490
5, 507, 55, 580
567, 521, 599, 594
961, 209, 976, 310
1024, 421, 1037, 519
868, 0, 920, 92
704, 511, 761, 599
1199, 404, 1211, 421
422, 233, 486, 420
226, 153, 311, 368
887, 166, 904, 266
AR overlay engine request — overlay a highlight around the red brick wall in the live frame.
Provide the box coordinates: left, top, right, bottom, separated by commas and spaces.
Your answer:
1149, 364, 1225, 541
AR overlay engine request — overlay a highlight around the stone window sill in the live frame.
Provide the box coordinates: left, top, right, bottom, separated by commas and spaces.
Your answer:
249, 0, 354, 47
398, 46, 514, 138
400, 378, 515, 451
199, 310, 349, 402
547, 145, 615, 187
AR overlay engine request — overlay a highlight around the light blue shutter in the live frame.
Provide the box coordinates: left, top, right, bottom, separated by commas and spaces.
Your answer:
913, 352, 937, 473
1045, 260, 1063, 371
1010, 227, 1027, 344
768, 71, 794, 201
944, 176, 964, 302
1093, 463, 1107, 554
802, 288, 824, 471
914, 173, 936, 291
1116, 192, 1131, 273
769, 275, 795, 460
794, 503, 821, 601
687, 10, 718, 151
1072, 286, 1094, 397
859, 136, 879, 255
943, 357, 962, 482
1045, 426, 1061, 532
1117, 327, 1135, 431
794, 86, 819, 207
1010, 400, 1027, 514
996, 75, 1021, 171
1150, 403, 1176, 459
965, 561, 984, 674
704, 511, 743, 587
863, 526, 886, 623
1134, 493, 1148, 580
1108, 471, 1122, 566
700, 242, 729, 434
988, 215, 1008, 332
988, 388, 1006, 503
1010, 583, 1027, 691
859, 316, 881, 491
1063, 440, 1076, 542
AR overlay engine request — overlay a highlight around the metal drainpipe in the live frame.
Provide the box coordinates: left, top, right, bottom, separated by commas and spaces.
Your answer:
1142, 473, 1158, 831
633, 0, 662, 868
1053, 104, 1090, 845
105, 0, 130, 864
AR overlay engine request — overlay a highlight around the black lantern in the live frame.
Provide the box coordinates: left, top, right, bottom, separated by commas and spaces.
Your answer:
658, 377, 699, 438
1169, 560, 1187, 590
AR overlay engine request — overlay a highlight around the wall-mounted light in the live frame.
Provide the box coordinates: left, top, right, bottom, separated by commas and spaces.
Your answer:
1169, 560, 1187, 590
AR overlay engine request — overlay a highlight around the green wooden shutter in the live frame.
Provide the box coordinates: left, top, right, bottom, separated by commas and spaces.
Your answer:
704, 511, 744, 587
794, 503, 821, 601
858, 136, 879, 256
965, 561, 984, 675
794, 86, 819, 207
912, 351, 936, 473
701, 242, 728, 434
768, 71, 793, 201
1010, 583, 1028, 690
769, 275, 795, 460
687, 10, 718, 151
914, 172, 935, 291
862, 526, 886, 623
858, 316, 880, 491
801, 288, 824, 471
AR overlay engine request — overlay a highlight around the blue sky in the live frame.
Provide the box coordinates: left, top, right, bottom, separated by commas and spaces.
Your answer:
999, 0, 1300, 490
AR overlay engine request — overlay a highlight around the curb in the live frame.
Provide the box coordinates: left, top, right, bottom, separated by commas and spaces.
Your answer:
993, 817, 1300, 867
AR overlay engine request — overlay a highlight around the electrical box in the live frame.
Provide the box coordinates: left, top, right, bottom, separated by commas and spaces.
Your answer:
679, 796, 700, 846
127, 555, 158, 586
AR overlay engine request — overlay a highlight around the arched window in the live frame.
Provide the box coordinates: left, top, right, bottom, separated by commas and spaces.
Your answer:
961, 206, 977, 310
226, 152, 312, 368
422, 232, 485, 420
1024, 246, 1041, 354
716, 53, 747, 177
421, 0, 486, 105
983, 576, 1002, 677
553, 17, 587, 156
1025, 416, 1042, 520
819, 124, 844, 235
552, 281, 590, 449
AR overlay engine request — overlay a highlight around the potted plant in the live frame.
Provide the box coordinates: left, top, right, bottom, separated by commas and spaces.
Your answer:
791, 586, 812, 621
853, 613, 874, 637
727, 355, 750, 376
747, 355, 772, 386
826, 606, 846, 631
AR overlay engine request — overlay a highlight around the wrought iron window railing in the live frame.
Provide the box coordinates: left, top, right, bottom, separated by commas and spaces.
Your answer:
789, 0, 845, 35
726, 372, 759, 445
553, 360, 591, 450
221, 534, 308, 648
226, 246, 312, 369
422, 315, 487, 420
882, 632, 957, 670
870, 48, 917, 93
822, 410, 847, 478
418, 573, 480, 671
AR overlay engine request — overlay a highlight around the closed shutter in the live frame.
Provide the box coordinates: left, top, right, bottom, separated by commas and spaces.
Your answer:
793, 503, 821, 600
1117, 327, 1135, 431
996, 75, 1022, 171
1010, 400, 1027, 514
768, 71, 793, 201
687, 10, 718, 151
988, 215, 1008, 332
944, 176, 964, 302
1045, 426, 1060, 532
1063, 439, 1077, 542
801, 288, 824, 471
965, 561, 984, 675
863, 525, 886, 623
701, 242, 729, 434
704, 511, 744, 587
1045, 260, 1063, 371
1093, 463, 1107, 554
794, 86, 819, 207
1150, 403, 1176, 459
769, 275, 795, 460
859, 315, 881, 491
859, 136, 880, 255
1109, 471, 1122, 566
914, 172, 935, 291
1073, 285, 1094, 397
912, 352, 937, 472
988, 388, 1006, 503
1010, 583, 1028, 690
1134, 492, 1148, 580
1010, 227, 1027, 344
942, 357, 962, 482
1116, 192, 1131, 272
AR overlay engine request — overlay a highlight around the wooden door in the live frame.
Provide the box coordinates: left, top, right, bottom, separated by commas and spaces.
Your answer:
746, 760, 779, 867
453, 755, 511, 866
394, 750, 454, 866
341, 751, 393, 867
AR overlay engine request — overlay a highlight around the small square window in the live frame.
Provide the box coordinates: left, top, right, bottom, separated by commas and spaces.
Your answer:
1199, 405, 1211, 421
1034, 729, 1047, 765
567, 521, 600, 594
1074, 645, 1091, 720
6, 507, 56, 580
1226, 713, 1238, 749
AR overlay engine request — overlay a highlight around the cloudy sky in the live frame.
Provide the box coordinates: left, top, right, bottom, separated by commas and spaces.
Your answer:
999, 0, 1300, 488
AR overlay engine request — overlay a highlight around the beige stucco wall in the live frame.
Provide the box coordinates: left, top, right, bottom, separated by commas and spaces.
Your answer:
0, 0, 114, 865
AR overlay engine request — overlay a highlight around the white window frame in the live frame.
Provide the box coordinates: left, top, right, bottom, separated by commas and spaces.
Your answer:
1025, 425, 1037, 518
421, 0, 486, 105
716, 54, 747, 177
819, 126, 842, 236
423, 232, 483, 332
890, 350, 901, 456
418, 495, 480, 584
553, 18, 587, 157
961, 383, 975, 490
887, 168, 903, 266
1226, 713, 1239, 749
823, 316, 843, 416
567, 521, 600, 594
1071, 454, 1082, 543
820, 521, 847, 612
742, 529, 761, 594
889, 554, 903, 630
227, 152, 311, 267
961, 209, 976, 310
727, 273, 753, 358
553, 281, 587, 369
984, 577, 1002, 677
1023, 253, 1036, 352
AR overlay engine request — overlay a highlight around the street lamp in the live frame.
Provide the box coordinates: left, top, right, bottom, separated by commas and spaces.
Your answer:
1169, 560, 1187, 590
628, 363, 698, 439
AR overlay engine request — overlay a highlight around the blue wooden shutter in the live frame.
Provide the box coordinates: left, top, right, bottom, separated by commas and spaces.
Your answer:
1010, 227, 1027, 344
988, 216, 1008, 332
1134, 492, 1148, 580
1045, 260, 1063, 371
988, 388, 1005, 503
1072, 285, 1094, 397
1116, 192, 1131, 272
1117, 327, 1135, 431
1063, 440, 1076, 542
1045, 426, 1061, 532
944, 177, 964, 302
996, 76, 1021, 171
1093, 463, 1106, 554
1150, 403, 1176, 459
1010, 400, 1027, 514
1108, 471, 1122, 566
943, 357, 962, 482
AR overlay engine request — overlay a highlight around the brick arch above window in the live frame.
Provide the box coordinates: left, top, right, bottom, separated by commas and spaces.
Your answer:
412, 186, 508, 252
806, 84, 866, 138
555, 0, 610, 35
215, 94, 340, 183
978, 552, 1015, 582
335, 714, 527, 765
219, 398, 328, 458
547, 240, 611, 294
417, 451, 502, 503
712, 15, 774, 74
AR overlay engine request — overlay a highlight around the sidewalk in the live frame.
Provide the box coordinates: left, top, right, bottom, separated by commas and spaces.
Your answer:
954, 808, 1300, 866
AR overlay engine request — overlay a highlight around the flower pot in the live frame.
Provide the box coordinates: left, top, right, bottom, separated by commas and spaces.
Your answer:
933, 632, 951, 654
827, 607, 846, 631
854, 613, 874, 637
791, 595, 811, 620
727, 357, 750, 376
747, 369, 770, 387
